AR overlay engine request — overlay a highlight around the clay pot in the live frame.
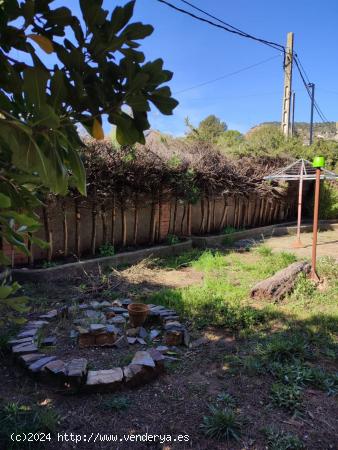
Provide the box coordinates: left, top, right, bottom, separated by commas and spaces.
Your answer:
127, 303, 149, 327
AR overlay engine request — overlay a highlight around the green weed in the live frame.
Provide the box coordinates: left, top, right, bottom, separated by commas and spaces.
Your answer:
216, 392, 236, 407
101, 395, 130, 411
270, 383, 303, 413
200, 406, 242, 441
0, 402, 59, 449
99, 243, 115, 257
264, 427, 305, 450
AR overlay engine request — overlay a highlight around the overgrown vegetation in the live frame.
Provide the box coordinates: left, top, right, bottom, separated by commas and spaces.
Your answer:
0, 402, 59, 450
200, 405, 242, 441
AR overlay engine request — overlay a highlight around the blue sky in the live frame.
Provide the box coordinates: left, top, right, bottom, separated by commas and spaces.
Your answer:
129, 0, 338, 136
14, 0, 338, 136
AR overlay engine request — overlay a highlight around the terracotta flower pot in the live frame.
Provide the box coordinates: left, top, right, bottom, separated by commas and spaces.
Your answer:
127, 303, 149, 327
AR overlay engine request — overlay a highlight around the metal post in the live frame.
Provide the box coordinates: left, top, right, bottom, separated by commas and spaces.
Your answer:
311, 167, 321, 281
309, 83, 315, 145
292, 160, 304, 248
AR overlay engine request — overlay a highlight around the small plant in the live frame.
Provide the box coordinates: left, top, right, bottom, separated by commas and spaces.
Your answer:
256, 334, 311, 364
41, 261, 57, 269
216, 392, 236, 407
101, 395, 130, 411
0, 402, 59, 449
99, 243, 115, 257
257, 245, 273, 257
166, 234, 180, 245
264, 427, 305, 450
222, 226, 239, 235
270, 383, 303, 413
200, 406, 241, 441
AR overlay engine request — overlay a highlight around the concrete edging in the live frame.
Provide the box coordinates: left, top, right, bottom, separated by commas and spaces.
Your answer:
12, 240, 193, 283
191, 220, 338, 249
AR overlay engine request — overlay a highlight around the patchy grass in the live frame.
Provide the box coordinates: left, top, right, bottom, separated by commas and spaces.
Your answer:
270, 383, 303, 414
200, 406, 242, 441
100, 395, 131, 412
264, 427, 305, 450
0, 402, 59, 450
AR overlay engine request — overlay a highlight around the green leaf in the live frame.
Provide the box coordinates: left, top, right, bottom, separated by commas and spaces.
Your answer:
67, 148, 86, 195
0, 286, 12, 299
30, 235, 49, 249
0, 193, 11, 208
122, 22, 153, 40
33, 104, 60, 129
50, 69, 66, 108
110, 1, 135, 34
149, 92, 178, 115
23, 67, 49, 108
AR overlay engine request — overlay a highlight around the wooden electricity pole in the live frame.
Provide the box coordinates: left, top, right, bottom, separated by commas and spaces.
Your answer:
281, 32, 294, 137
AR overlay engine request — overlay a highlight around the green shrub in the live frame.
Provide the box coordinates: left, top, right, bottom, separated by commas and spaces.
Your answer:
256, 334, 311, 364
0, 402, 59, 449
265, 427, 305, 450
319, 182, 338, 219
200, 406, 242, 441
101, 395, 130, 411
99, 243, 115, 257
166, 234, 180, 245
270, 383, 303, 413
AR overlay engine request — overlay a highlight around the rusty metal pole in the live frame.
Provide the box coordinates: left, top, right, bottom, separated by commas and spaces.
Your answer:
293, 160, 304, 248
311, 167, 321, 281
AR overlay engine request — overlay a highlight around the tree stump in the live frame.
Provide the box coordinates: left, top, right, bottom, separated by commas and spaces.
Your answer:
250, 261, 311, 301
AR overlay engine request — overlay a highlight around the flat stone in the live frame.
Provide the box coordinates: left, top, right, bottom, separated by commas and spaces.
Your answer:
184, 329, 190, 347
43, 359, 66, 375
163, 315, 180, 323
131, 351, 155, 368
159, 309, 177, 317
138, 327, 147, 339
136, 337, 146, 345
29, 356, 56, 373
150, 305, 166, 313
149, 329, 161, 340
19, 353, 46, 365
106, 325, 121, 334
17, 328, 39, 338
12, 343, 39, 354
66, 358, 87, 378
127, 337, 137, 344
9, 337, 33, 346
41, 336, 56, 347
122, 312, 129, 318
79, 303, 89, 310
120, 298, 132, 307
123, 364, 158, 387
90, 301, 101, 309
89, 323, 106, 333
112, 300, 122, 307
39, 309, 58, 320
70, 330, 78, 339
77, 326, 89, 334
113, 335, 129, 349
109, 316, 126, 325
190, 337, 209, 348
148, 348, 165, 364
86, 368, 123, 391
100, 301, 111, 307
84, 310, 102, 320
156, 345, 169, 353
164, 321, 185, 331
126, 327, 139, 337
107, 306, 126, 314
25, 320, 48, 329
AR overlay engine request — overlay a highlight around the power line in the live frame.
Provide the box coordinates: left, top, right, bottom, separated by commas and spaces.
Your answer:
177, 0, 285, 52
174, 54, 281, 95
157, 0, 285, 52
157, 0, 331, 123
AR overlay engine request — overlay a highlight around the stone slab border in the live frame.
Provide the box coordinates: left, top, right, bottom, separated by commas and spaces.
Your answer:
9, 302, 188, 393
191, 220, 338, 249
12, 240, 193, 283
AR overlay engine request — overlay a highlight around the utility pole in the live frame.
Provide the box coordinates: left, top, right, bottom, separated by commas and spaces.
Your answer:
291, 91, 296, 137
281, 32, 294, 137
309, 82, 315, 145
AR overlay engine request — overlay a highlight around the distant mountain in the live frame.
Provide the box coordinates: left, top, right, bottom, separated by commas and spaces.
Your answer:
248, 121, 338, 142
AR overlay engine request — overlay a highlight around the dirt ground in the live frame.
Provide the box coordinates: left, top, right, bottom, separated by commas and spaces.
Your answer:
263, 229, 338, 260
1, 241, 337, 450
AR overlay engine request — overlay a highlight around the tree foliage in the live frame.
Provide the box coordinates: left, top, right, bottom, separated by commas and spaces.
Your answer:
185, 115, 227, 143
0, 0, 178, 322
